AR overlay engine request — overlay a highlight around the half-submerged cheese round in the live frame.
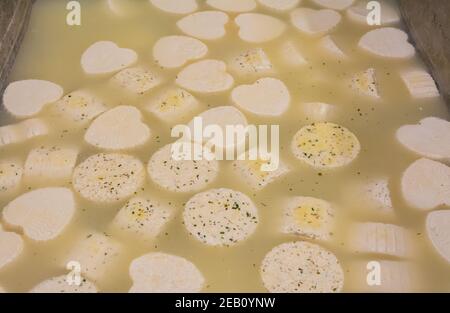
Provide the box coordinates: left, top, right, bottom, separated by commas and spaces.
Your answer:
235, 13, 286, 43
207, 0, 256, 13
84, 106, 151, 150
177, 11, 229, 40
129, 252, 205, 293
176, 60, 234, 93
30, 275, 98, 293
183, 188, 259, 246
73, 153, 145, 203
258, 0, 300, 11
261, 241, 344, 292
401, 158, 450, 211
0, 230, 23, 270
396, 117, 450, 162
291, 8, 341, 36
3, 80, 63, 118
153, 36, 208, 69
81, 41, 137, 74
148, 143, 219, 193
291, 122, 360, 169
358, 28, 415, 59
426, 210, 450, 263
3, 187, 75, 241
150, 0, 198, 15
231, 77, 290, 117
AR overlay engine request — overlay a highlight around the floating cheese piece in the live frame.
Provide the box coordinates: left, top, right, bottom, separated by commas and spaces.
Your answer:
176, 59, 234, 93
30, 275, 98, 293
319, 35, 346, 58
73, 153, 145, 203
312, 0, 354, 10
235, 13, 286, 43
150, 0, 198, 14
291, 122, 360, 169
426, 210, 450, 263
348, 222, 413, 258
187, 106, 248, 153
3, 80, 63, 118
0, 124, 21, 147
112, 197, 173, 240
112, 67, 162, 95
21, 118, 49, 140
0, 230, 23, 270
350, 68, 379, 98
258, 0, 300, 11
129, 252, 204, 293
85, 106, 150, 151
153, 36, 208, 69
148, 143, 219, 193
24, 146, 78, 184
278, 41, 307, 67
401, 158, 450, 211
207, 0, 256, 12
400, 70, 439, 99
231, 78, 290, 117
81, 41, 137, 75
363, 179, 393, 214
291, 8, 341, 36
282, 196, 335, 241
64, 232, 122, 282
358, 28, 415, 59
347, 1, 400, 25
396, 117, 450, 162
344, 178, 394, 216
177, 11, 229, 40
347, 260, 416, 292
232, 156, 289, 191
0, 118, 48, 148
229, 48, 273, 76
52, 90, 108, 124
261, 241, 344, 293
3, 188, 75, 241
301, 102, 338, 122
146, 87, 201, 124
183, 188, 259, 246
0, 160, 23, 196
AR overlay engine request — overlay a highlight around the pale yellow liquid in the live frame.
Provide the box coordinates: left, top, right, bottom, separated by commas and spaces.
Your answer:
1, 0, 449, 292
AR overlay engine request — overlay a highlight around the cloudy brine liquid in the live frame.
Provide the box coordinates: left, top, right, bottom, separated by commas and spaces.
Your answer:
0, 0, 449, 292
